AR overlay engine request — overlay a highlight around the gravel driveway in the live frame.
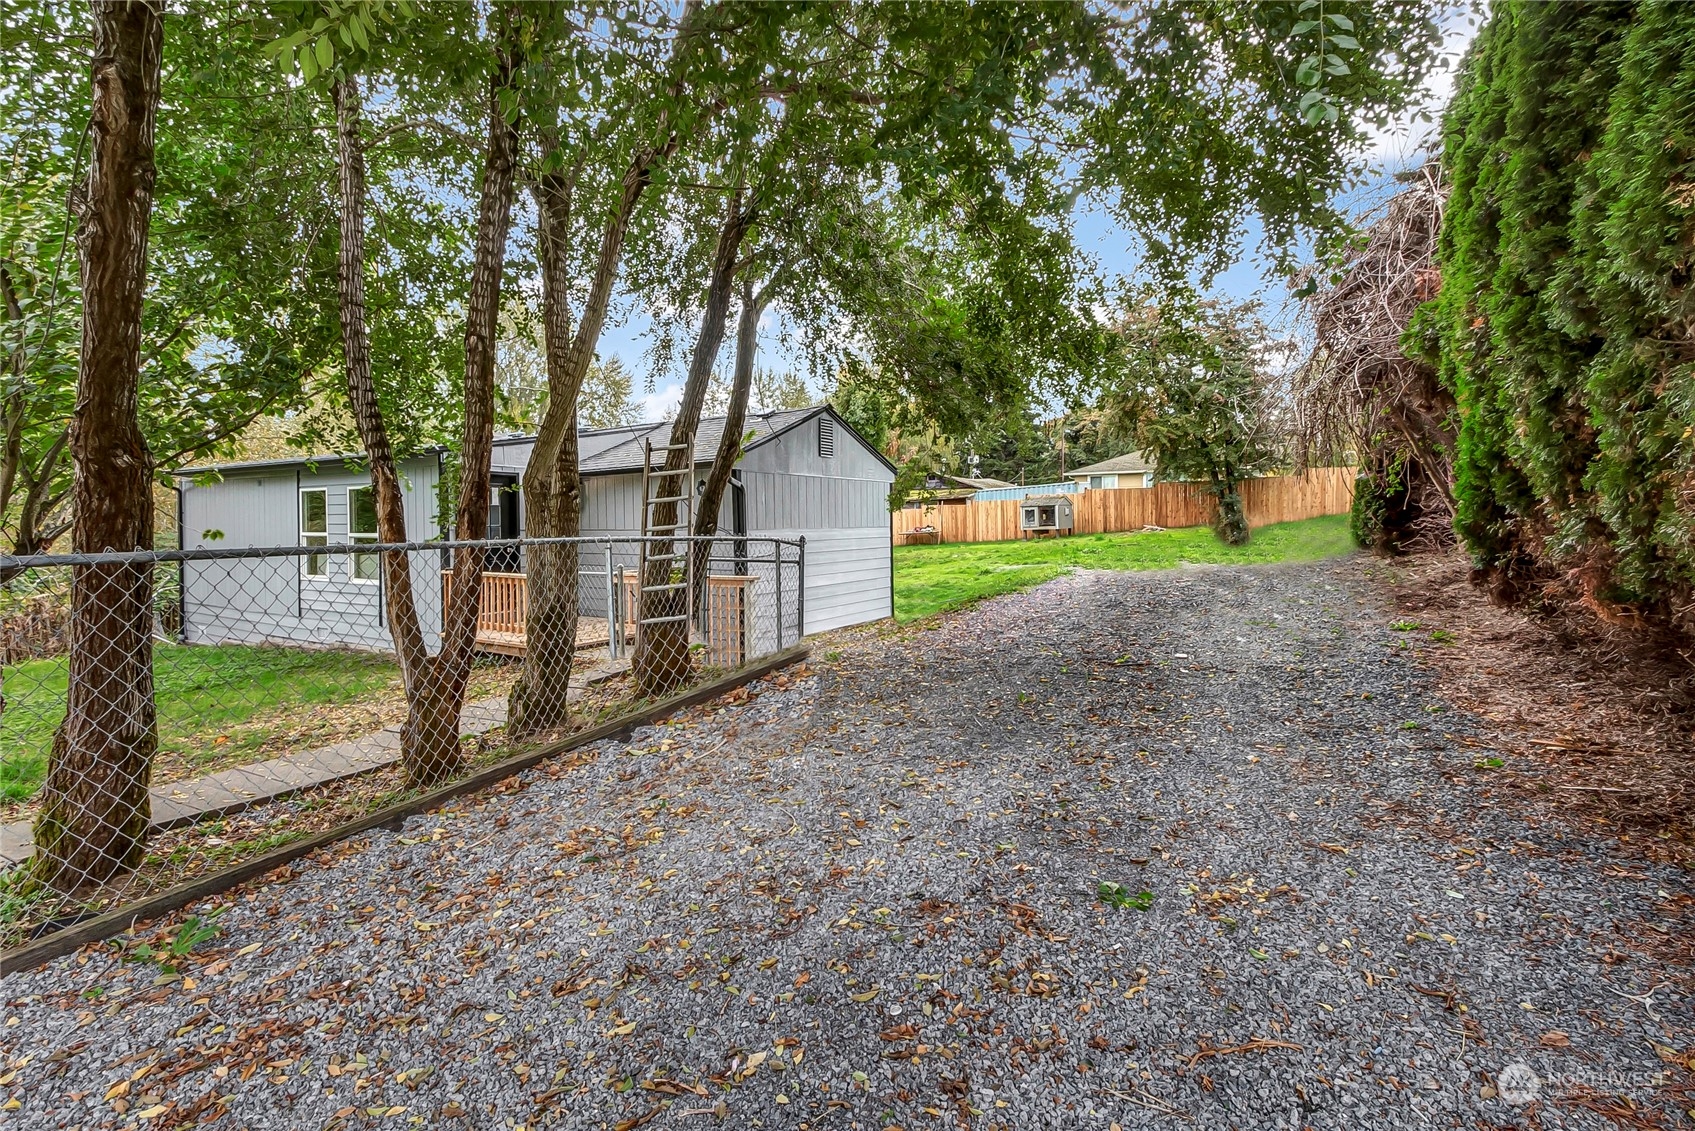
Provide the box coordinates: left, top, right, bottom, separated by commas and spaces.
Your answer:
4, 559, 1690, 1130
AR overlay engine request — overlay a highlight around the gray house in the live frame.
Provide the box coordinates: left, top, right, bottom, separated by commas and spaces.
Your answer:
175, 405, 894, 655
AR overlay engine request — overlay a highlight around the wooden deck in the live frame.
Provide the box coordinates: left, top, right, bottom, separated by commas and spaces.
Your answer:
444, 570, 754, 666
440, 571, 529, 656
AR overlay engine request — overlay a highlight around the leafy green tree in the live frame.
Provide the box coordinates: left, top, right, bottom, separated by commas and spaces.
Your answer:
704, 368, 810, 415
1105, 297, 1285, 545
958, 407, 1082, 485
1559, 0, 1695, 619
271, 0, 542, 781
829, 371, 894, 454
506, 0, 752, 729
2, 1, 344, 562
580, 359, 642, 429
1431, 0, 1695, 629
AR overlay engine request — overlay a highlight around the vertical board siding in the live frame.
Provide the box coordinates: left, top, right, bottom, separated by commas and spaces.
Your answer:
179, 456, 442, 651
176, 413, 904, 650
891, 468, 1356, 545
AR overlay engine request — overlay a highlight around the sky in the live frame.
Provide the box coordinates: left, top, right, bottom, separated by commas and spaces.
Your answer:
607, 8, 1483, 421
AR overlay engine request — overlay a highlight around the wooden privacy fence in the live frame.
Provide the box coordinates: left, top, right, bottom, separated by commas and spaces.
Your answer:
891, 467, 1356, 545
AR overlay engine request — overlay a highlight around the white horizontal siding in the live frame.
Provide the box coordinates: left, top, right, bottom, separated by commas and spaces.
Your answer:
752, 527, 890, 633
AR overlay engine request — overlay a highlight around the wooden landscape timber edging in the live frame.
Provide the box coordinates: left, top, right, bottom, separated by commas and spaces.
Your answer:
0, 644, 810, 973
891, 467, 1356, 545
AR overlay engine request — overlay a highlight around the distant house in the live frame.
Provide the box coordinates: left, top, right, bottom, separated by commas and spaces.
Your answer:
945, 475, 1014, 491
1066, 451, 1157, 490
902, 473, 1014, 508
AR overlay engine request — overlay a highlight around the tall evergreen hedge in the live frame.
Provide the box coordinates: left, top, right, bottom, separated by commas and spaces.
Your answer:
1433, 0, 1695, 629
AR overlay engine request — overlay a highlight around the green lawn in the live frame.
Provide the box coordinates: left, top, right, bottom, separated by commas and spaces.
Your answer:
893, 514, 1353, 621
1, 643, 402, 804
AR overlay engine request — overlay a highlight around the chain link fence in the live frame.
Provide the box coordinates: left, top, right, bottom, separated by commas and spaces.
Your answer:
0, 535, 802, 945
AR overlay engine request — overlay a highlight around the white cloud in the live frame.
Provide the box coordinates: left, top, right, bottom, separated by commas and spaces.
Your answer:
637, 381, 683, 422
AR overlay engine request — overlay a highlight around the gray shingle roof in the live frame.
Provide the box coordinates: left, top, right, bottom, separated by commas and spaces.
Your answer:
1068, 451, 1156, 477
177, 407, 827, 478
578, 406, 820, 476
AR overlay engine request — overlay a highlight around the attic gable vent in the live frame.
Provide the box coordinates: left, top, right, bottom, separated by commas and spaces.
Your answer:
818, 415, 835, 459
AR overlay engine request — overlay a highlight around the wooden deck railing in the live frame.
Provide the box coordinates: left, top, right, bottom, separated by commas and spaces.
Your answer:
620, 572, 754, 668
439, 570, 530, 657
444, 569, 754, 665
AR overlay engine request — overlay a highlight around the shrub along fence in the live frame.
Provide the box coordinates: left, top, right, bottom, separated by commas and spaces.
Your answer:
892, 467, 1356, 545
0, 535, 802, 947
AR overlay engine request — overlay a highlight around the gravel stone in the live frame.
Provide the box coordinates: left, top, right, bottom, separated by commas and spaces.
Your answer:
3, 559, 1689, 1130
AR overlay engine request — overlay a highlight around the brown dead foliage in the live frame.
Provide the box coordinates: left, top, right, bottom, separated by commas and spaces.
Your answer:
1366, 550, 1695, 862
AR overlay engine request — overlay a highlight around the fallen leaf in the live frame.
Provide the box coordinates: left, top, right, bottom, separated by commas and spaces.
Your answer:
641, 1079, 707, 1097
613, 1105, 662, 1131
1539, 1030, 1571, 1048
851, 988, 881, 1003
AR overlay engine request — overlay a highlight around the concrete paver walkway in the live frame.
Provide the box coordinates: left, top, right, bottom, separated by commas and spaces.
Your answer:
0, 661, 626, 867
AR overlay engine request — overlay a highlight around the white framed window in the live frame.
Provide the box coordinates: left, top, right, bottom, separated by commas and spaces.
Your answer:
348, 485, 379, 582
299, 487, 328, 577
1088, 475, 1103, 489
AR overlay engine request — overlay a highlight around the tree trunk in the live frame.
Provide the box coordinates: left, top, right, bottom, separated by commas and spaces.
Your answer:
506, 161, 582, 737
32, 0, 164, 891
330, 42, 520, 783
635, 190, 750, 697
515, 138, 684, 726
515, 3, 708, 713
402, 37, 521, 783
1211, 467, 1249, 546
690, 276, 766, 622
1, 265, 26, 531
331, 75, 428, 685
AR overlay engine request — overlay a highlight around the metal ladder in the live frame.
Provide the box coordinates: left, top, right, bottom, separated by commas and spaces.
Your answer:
635, 435, 694, 654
